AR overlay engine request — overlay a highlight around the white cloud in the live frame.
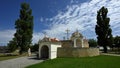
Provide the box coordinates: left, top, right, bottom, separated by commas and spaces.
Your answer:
32, 32, 44, 44
41, 0, 120, 40
40, 17, 44, 22
0, 30, 15, 45
0, 30, 43, 45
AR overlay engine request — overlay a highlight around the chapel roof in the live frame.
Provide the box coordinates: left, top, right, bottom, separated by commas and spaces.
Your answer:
41, 37, 60, 42
71, 30, 83, 38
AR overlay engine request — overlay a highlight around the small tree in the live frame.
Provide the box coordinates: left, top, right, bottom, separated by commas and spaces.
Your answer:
114, 36, 120, 52
31, 43, 39, 52
7, 38, 17, 52
95, 6, 113, 53
88, 39, 97, 47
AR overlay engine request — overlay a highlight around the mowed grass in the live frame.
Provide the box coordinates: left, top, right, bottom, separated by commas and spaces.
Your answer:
0, 55, 20, 61
26, 55, 120, 68
0, 54, 26, 61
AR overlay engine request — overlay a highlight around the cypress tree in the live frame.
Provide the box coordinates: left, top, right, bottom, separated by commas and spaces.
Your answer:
14, 3, 33, 54
95, 6, 113, 53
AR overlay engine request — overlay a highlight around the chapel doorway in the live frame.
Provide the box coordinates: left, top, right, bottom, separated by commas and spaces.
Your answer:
41, 45, 49, 59
76, 39, 82, 47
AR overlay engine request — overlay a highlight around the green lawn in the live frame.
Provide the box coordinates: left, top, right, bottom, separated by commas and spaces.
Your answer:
0, 55, 20, 61
26, 55, 120, 68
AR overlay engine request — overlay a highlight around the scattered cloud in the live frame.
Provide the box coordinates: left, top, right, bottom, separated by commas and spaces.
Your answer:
1, 0, 120, 45
41, 0, 120, 40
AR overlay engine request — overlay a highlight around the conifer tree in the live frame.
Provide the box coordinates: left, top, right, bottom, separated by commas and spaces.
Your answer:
95, 6, 113, 53
14, 3, 33, 54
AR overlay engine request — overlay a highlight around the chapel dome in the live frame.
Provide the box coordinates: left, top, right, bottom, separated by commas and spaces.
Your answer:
71, 30, 83, 38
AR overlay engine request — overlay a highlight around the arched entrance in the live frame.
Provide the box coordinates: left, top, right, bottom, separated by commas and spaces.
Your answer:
41, 45, 49, 59
76, 39, 82, 47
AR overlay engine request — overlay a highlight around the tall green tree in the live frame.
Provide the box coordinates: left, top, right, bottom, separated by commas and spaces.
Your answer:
14, 3, 33, 54
95, 6, 113, 53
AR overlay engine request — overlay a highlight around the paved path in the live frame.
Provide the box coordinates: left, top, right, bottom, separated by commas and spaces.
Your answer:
0, 56, 43, 68
101, 53, 120, 56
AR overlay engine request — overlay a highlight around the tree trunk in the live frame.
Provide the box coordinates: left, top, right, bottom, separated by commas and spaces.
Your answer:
103, 46, 107, 53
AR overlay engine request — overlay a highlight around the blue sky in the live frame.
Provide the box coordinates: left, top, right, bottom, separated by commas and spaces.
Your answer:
0, 0, 120, 46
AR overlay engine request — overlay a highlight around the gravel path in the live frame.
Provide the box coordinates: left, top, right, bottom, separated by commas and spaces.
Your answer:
0, 56, 43, 68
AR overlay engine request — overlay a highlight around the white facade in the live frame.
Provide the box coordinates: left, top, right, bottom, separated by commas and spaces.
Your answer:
39, 42, 61, 59
73, 38, 84, 47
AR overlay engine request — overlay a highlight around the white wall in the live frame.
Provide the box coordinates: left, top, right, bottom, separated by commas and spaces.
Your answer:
39, 42, 61, 59
50, 44, 61, 59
